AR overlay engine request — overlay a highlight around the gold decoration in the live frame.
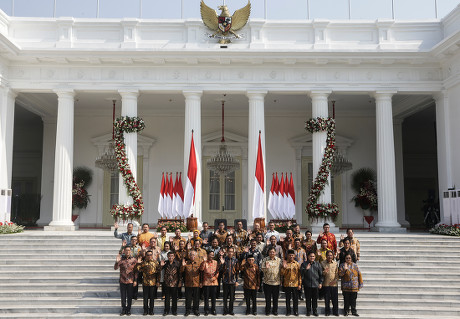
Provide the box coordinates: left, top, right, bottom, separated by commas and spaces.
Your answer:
201, 0, 251, 44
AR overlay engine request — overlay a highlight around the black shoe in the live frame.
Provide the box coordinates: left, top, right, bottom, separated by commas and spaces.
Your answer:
246, 311, 250, 315
204, 311, 209, 316
229, 312, 234, 316
120, 309, 125, 316
265, 311, 270, 316
344, 312, 349, 317
143, 312, 148, 316
133, 297, 138, 300
149, 310, 154, 315
163, 312, 169, 316
172, 312, 177, 316
126, 312, 131, 316
294, 312, 299, 316
299, 296, 304, 301
286, 311, 291, 316
252, 312, 257, 316
185, 311, 190, 316
325, 313, 330, 317
223, 310, 228, 316
307, 312, 311, 316
194, 311, 200, 316
212, 310, 217, 316
352, 312, 359, 317
313, 312, 318, 317
273, 312, 278, 316
333, 313, 339, 317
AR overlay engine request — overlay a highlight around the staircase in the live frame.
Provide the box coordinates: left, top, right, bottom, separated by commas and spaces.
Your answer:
0, 231, 459, 318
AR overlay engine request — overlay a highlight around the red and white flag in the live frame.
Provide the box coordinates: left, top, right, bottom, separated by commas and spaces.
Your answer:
176, 172, 184, 217
273, 172, 280, 219
288, 173, 296, 219
252, 132, 265, 220
278, 172, 285, 219
168, 173, 174, 217
268, 173, 275, 219
284, 173, 289, 218
183, 133, 198, 218
164, 173, 171, 218
172, 173, 178, 217
158, 172, 165, 218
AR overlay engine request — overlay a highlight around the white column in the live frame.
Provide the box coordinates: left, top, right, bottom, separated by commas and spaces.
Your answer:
309, 91, 338, 232
118, 90, 139, 207
247, 90, 267, 225
37, 118, 56, 226
393, 118, 409, 227
183, 90, 202, 224
45, 90, 75, 231
434, 91, 453, 224
374, 91, 403, 231
0, 87, 16, 190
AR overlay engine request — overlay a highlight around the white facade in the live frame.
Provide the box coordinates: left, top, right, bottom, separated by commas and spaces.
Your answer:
1, 5, 460, 230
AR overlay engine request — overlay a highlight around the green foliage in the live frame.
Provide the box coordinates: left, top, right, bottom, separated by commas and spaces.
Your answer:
0, 222, 25, 234
351, 168, 376, 194
73, 167, 93, 188
430, 224, 460, 237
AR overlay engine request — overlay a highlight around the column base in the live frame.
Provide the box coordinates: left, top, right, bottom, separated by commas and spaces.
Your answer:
44, 225, 76, 231
374, 226, 407, 233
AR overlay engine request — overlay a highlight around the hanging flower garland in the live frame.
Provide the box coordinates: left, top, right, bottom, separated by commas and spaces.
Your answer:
111, 116, 146, 221
304, 117, 340, 221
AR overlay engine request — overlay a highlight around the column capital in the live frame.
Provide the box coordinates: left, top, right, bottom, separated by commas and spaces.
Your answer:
53, 89, 75, 99
183, 90, 203, 99
309, 90, 332, 97
372, 90, 397, 100
118, 89, 139, 99
246, 90, 267, 100
432, 90, 447, 102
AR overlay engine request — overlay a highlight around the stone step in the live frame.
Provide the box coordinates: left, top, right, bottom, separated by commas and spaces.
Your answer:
0, 296, 459, 307
0, 289, 457, 300
0, 303, 459, 316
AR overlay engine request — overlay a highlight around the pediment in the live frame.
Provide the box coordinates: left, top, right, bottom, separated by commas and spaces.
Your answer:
202, 130, 248, 146
91, 132, 156, 157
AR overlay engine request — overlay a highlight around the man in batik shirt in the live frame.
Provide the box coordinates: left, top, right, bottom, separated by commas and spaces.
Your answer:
281, 250, 302, 316
339, 228, 361, 261
162, 251, 181, 316
181, 251, 201, 316
114, 246, 138, 316
322, 250, 339, 316
233, 221, 248, 253
137, 250, 161, 315
214, 221, 228, 246
200, 250, 219, 315
261, 247, 282, 316
316, 223, 337, 256
239, 254, 260, 315
219, 247, 239, 315
170, 228, 186, 251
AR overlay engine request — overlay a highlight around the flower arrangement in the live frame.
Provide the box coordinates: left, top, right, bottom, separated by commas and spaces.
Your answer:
72, 167, 93, 210
0, 222, 25, 234
157, 220, 187, 232
111, 116, 146, 221
304, 117, 340, 221
430, 224, 460, 237
273, 222, 290, 232
351, 168, 378, 212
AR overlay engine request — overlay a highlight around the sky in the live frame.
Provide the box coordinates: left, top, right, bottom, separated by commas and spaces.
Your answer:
0, 0, 458, 20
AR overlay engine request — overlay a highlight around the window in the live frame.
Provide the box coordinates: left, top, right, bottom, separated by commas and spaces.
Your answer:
209, 170, 236, 212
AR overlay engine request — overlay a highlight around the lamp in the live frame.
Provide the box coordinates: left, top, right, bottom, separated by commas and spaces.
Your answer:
206, 97, 240, 176
95, 100, 119, 172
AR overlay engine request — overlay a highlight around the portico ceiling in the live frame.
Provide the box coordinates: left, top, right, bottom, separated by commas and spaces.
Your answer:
15, 91, 433, 120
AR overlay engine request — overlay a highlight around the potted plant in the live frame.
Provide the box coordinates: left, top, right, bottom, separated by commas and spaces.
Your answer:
351, 168, 377, 216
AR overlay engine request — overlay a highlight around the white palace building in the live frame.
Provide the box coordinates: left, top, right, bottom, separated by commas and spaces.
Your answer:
0, 0, 460, 232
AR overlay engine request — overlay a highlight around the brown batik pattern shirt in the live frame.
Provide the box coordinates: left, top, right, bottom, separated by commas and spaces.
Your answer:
181, 260, 201, 288
114, 257, 138, 284
163, 259, 181, 287
138, 260, 161, 286
239, 262, 260, 290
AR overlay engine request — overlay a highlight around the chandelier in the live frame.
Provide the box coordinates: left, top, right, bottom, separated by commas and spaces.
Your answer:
207, 97, 240, 176
95, 100, 119, 172
331, 150, 353, 176
330, 100, 352, 176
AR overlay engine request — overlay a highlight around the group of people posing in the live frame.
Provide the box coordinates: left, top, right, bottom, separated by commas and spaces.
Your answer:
113, 221, 363, 317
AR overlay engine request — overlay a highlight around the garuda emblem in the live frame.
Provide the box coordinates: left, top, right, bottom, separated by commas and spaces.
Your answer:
201, 0, 251, 44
